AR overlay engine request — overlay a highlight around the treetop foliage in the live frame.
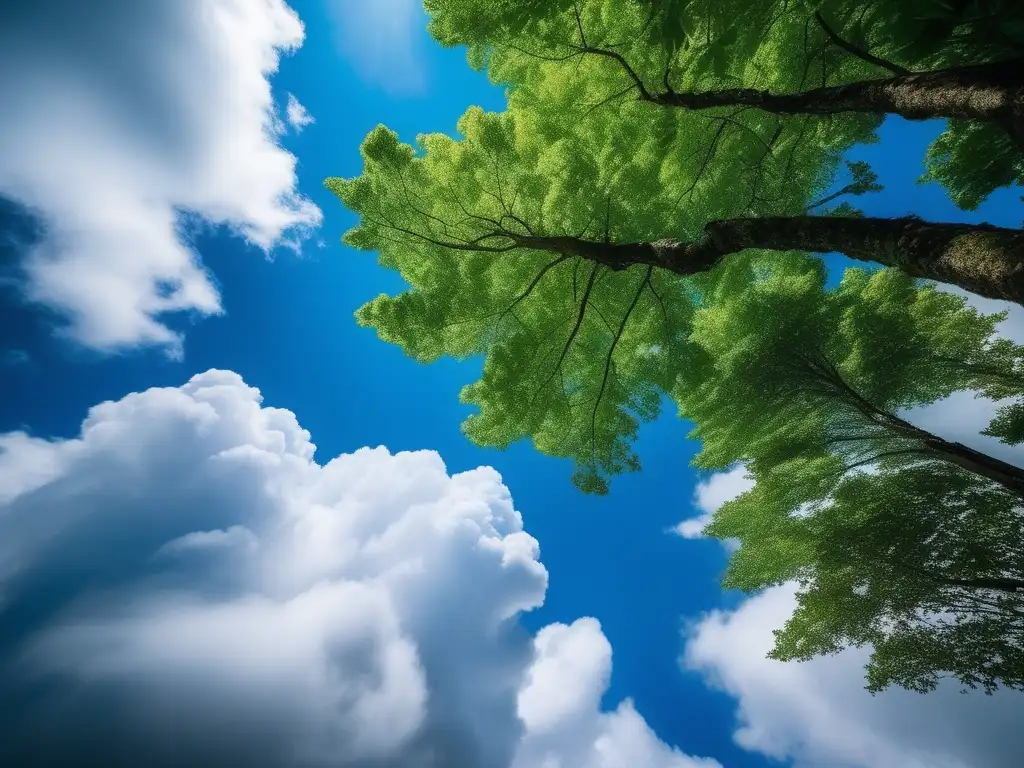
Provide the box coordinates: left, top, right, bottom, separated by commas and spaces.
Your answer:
327, 94, 877, 491
329, 107, 1022, 492
426, 0, 1024, 208
678, 255, 1024, 474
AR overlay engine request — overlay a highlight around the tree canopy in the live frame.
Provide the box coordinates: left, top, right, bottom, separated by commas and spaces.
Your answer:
329, 0, 1024, 694
327, 100, 846, 491
426, 0, 1024, 208
328, 103, 1022, 491
678, 256, 1024, 693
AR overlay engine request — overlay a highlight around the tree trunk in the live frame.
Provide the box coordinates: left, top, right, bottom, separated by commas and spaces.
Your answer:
791, 352, 1024, 500
651, 58, 1024, 148
520, 215, 1024, 306
922, 435, 1024, 500
933, 574, 1024, 594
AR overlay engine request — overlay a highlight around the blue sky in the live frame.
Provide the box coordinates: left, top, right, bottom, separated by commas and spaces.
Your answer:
0, 2, 1022, 767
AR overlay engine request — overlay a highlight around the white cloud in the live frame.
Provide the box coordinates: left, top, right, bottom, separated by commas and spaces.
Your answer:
0, 370, 712, 767
0, 0, 322, 354
328, 0, 428, 93
515, 619, 722, 768
672, 465, 752, 544
285, 93, 315, 132
684, 584, 1024, 768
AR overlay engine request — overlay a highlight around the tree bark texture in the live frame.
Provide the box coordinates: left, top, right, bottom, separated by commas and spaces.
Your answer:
521, 216, 1024, 306
651, 58, 1024, 149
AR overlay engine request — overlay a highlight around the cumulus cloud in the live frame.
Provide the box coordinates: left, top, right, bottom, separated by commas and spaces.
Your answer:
672, 465, 752, 544
0, 370, 710, 767
285, 93, 315, 132
0, 0, 321, 354
328, 0, 428, 93
515, 619, 721, 768
684, 584, 1024, 768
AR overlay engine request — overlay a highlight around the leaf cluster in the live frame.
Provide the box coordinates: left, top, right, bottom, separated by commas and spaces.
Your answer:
682, 258, 1024, 692
328, 87, 872, 491
428, 0, 1024, 207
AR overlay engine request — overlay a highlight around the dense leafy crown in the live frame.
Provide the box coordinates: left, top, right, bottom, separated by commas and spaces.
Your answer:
427, 0, 1024, 209
327, 89, 874, 491
679, 255, 1024, 692
678, 255, 1024, 476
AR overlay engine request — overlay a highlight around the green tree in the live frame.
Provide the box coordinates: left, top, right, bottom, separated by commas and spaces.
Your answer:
714, 461, 1024, 693
676, 256, 1024, 495
426, 0, 1024, 208
668, 255, 1024, 693
331, 0, 1024, 693
328, 110, 1023, 491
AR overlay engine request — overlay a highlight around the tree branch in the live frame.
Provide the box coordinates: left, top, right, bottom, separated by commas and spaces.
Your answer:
534, 262, 601, 404
813, 11, 912, 76
590, 267, 650, 468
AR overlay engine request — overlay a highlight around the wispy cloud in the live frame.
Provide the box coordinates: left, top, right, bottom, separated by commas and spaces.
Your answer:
328, 0, 429, 94
285, 93, 315, 133
1, 349, 30, 368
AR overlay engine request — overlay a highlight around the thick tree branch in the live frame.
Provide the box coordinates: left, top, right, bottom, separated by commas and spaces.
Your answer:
647, 58, 1024, 146
565, 39, 1024, 147
373, 211, 1024, 307
787, 350, 1024, 498
510, 215, 1024, 307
